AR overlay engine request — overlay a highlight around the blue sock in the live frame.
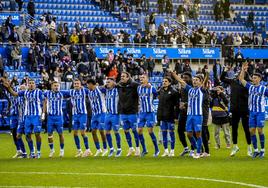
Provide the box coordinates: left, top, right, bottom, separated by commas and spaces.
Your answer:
94, 141, 100, 150
259, 134, 265, 150
138, 133, 146, 151
49, 143, 54, 150
251, 134, 257, 150
125, 132, 132, 147
169, 131, 175, 150
189, 136, 197, 149
149, 132, 159, 152
162, 131, 168, 149
115, 132, 121, 149
106, 133, 113, 149
60, 143, 64, 150
83, 136, 89, 150
103, 141, 107, 150
132, 130, 140, 147
27, 139, 34, 153
36, 142, 41, 153
17, 138, 26, 153
74, 135, 81, 150
196, 137, 202, 154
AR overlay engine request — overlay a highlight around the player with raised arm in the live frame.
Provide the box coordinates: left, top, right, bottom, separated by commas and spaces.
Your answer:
15, 84, 27, 158
172, 72, 208, 159
86, 79, 108, 157
42, 81, 65, 158
5, 79, 43, 158
239, 63, 268, 158
104, 77, 122, 157
137, 74, 159, 157
7, 85, 26, 158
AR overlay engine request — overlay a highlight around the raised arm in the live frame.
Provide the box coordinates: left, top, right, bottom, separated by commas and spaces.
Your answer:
2, 78, 19, 97
171, 71, 186, 88
239, 63, 248, 87
202, 71, 209, 89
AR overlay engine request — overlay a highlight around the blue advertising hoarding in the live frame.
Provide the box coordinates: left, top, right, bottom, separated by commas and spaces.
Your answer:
0, 12, 20, 26
234, 48, 268, 59
95, 47, 221, 59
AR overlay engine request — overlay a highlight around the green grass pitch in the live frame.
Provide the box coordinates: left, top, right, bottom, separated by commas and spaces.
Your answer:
0, 123, 267, 188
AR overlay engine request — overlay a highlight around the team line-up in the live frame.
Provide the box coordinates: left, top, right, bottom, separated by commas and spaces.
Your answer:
1, 62, 268, 159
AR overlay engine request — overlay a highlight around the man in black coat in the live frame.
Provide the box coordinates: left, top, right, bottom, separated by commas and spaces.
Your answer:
27, 0, 35, 17
117, 72, 140, 156
220, 66, 252, 157
157, 76, 179, 157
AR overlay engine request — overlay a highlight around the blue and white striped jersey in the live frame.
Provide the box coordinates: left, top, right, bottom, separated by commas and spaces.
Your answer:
185, 85, 204, 116
105, 87, 119, 114
137, 85, 157, 113
8, 87, 20, 116
18, 89, 43, 116
246, 82, 268, 113
67, 88, 89, 115
44, 91, 65, 116
18, 95, 26, 122
87, 86, 106, 115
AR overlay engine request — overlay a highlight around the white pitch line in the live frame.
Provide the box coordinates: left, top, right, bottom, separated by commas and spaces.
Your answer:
0, 171, 267, 188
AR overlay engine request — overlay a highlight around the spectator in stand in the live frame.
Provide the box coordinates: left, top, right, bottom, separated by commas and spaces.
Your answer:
27, 0, 35, 17
0, 0, 3, 11
143, 0, 149, 12
177, 10, 187, 27
233, 33, 242, 46
254, 33, 263, 46
107, 50, 114, 64
10, 75, 19, 87
223, 0, 230, 20
53, 67, 62, 82
107, 64, 118, 79
157, 0, 165, 15
234, 48, 244, 64
21, 28, 31, 43
133, 32, 142, 44
213, 60, 223, 86
166, 0, 173, 16
174, 60, 184, 74
59, 32, 69, 45
10, 0, 16, 11
16, 0, 23, 11
48, 28, 57, 44
69, 30, 79, 44
183, 61, 192, 73
161, 55, 169, 75
41, 68, 49, 82
211, 32, 218, 47
147, 56, 155, 77
11, 42, 22, 70
214, 1, 223, 22
246, 11, 254, 28
8, 27, 20, 43
74, 21, 82, 34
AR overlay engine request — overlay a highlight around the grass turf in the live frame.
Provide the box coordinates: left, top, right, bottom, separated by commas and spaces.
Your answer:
0, 124, 267, 188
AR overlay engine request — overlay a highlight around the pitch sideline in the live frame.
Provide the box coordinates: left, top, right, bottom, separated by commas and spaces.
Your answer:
0, 171, 267, 188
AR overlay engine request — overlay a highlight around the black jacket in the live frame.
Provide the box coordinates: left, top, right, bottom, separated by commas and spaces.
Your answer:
220, 71, 249, 113
117, 79, 139, 114
157, 86, 179, 122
